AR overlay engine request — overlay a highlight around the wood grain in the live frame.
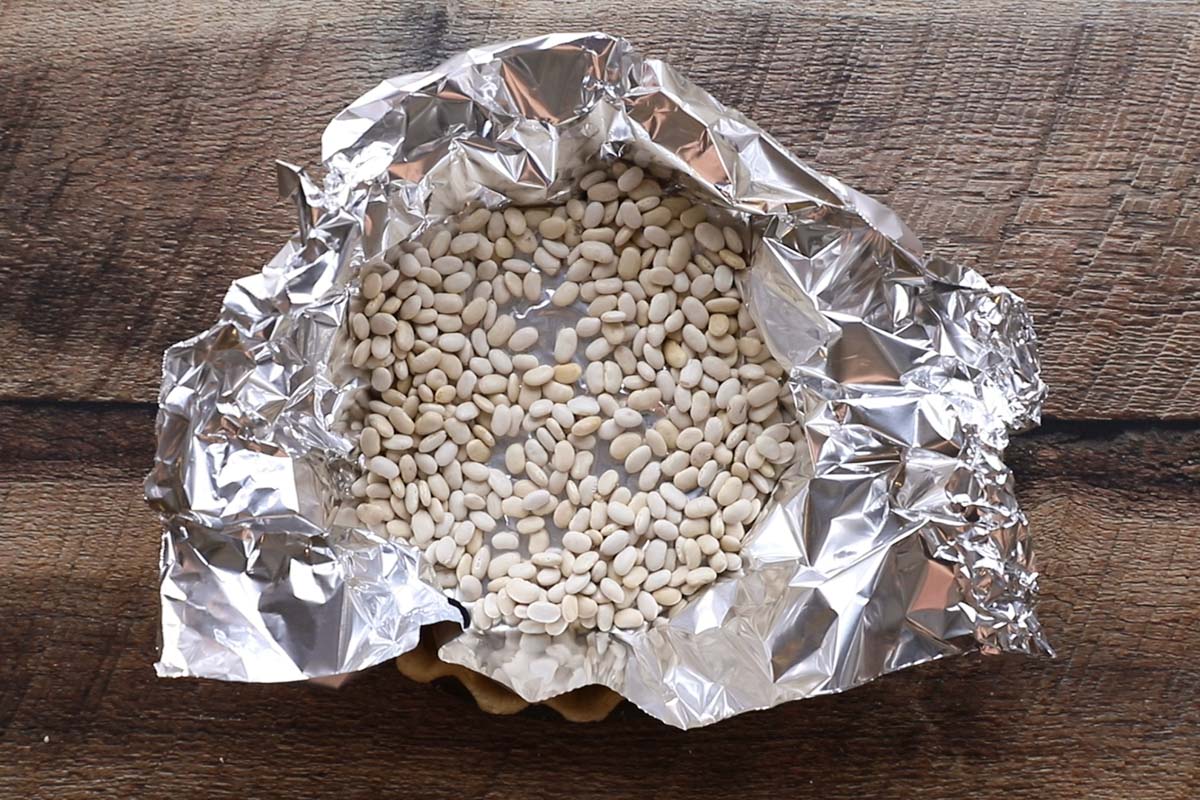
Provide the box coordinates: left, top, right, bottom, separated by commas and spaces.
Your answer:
1, 1, 1198, 417
2, 2, 1198, 798
1, 403, 1198, 799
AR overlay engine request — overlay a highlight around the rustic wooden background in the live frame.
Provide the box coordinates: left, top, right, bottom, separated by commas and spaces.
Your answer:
2, 1, 1198, 797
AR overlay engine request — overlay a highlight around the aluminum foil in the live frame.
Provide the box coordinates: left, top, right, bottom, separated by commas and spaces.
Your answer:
146, 32, 1051, 727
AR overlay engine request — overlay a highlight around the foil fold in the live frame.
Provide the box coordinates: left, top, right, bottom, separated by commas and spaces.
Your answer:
146, 32, 1049, 727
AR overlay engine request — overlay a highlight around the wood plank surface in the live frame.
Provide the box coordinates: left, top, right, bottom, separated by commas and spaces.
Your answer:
1, 1, 1198, 417
3, 2, 1199, 798
1, 403, 1198, 799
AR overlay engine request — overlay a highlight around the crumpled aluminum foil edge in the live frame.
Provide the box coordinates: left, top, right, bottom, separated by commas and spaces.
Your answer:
145, 31, 1050, 728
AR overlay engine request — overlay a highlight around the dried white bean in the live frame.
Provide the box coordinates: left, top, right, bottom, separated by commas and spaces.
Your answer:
349, 163, 789, 634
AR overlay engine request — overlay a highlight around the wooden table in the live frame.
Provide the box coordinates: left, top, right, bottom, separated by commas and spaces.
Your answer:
2, 2, 1198, 797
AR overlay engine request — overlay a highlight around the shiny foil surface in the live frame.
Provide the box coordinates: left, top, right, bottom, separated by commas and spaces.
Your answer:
146, 32, 1050, 728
